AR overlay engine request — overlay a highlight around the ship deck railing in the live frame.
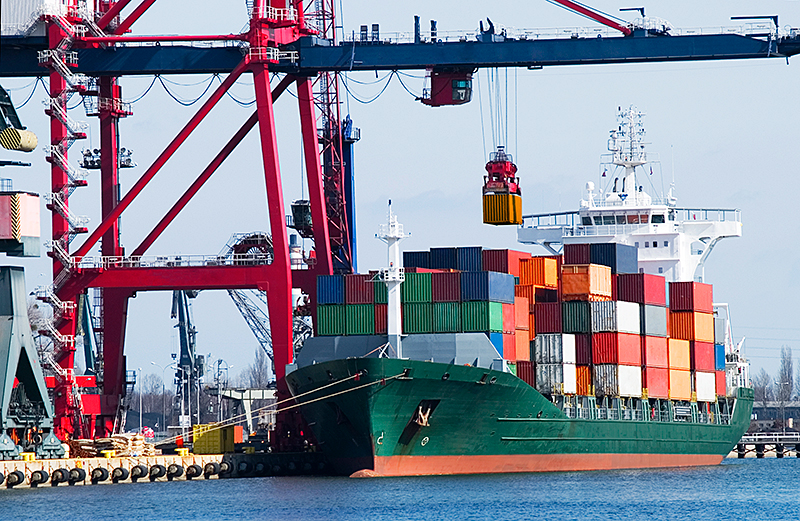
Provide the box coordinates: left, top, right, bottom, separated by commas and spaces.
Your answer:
566, 406, 731, 425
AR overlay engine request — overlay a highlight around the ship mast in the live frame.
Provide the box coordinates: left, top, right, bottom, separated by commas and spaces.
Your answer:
377, 201, 408, 358
607, 106, 648, 205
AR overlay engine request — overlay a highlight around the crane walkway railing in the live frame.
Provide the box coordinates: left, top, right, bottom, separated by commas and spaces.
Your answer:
69, 253, 273, 270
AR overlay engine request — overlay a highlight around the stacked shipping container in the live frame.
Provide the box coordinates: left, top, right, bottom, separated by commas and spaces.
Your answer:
316, 242, 729, 404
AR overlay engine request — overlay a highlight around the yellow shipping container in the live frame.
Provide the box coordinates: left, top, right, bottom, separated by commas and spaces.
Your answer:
192, 424, 240, 454
669, 369, 692, 401
668, 338, 691, 370
519, 257, 558, 288
483, 193, 522, 225
669, 311, 714, 343
561, 264, 612, 300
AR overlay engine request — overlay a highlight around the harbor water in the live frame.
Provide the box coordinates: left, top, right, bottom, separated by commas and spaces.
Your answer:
3, 458, 798, 520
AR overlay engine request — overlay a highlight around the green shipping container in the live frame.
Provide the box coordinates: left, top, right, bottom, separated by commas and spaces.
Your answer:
403, 302, 433, 334
507, 362, 517, 376
346, 304, 375, 335
402, 273, 432, 303
374, 280, 388, 304
317, 305, 346, 336
461, 301, 503, 332
562, 301, 591, 333
433, 302, 461, 333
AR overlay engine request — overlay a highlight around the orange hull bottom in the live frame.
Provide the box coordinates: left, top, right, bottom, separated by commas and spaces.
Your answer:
367, 453, 724, 477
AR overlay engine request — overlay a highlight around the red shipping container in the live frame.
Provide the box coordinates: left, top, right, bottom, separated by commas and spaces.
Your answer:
575, 334, 592, 365
642, 336, 668, 368
514, 297, 529, 329
503, 333, 516, 359
611, 274, 618, 301
517, 360, 535, 387
528, 314, 535, 340
432, 272, 461, 302
643, 367, 669, 399
715, 370, 726, 396
534, 302, 562, 333
576, 365, 592, 395
592, 332, 641, 366
482, 249, 530, 277
617, 273, 667, 306
502, 303, 515, 333
345, 274, 374, 304
669, 281, 713, 313
564, 243, 591, 265
374, 304, 388, 334
691, 341, 716, 372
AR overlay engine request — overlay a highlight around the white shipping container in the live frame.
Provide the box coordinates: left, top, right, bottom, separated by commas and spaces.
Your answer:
593, 364, 642, 397
535, 363, 576, 394
563, 363, 577, 394
1, 0, 49, 36
561, 334, 576, 365
534, 334, 576, 364
616, 301, 641, 335
695, 371, 716, 402
714, 317, 727, 345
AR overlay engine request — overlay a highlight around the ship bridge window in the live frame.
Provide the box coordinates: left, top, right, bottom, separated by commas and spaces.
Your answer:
616, 216, 626, 224
582, 216, 592, 225
639, 214, 649, 224
652, 214, 665, 224
627, 215, 639, 224
603, 215, 615, 225
668, 210, 676, 221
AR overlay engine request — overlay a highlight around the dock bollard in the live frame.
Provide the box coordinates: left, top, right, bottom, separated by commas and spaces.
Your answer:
111, 467, 129, 483
51, 468, 69, 486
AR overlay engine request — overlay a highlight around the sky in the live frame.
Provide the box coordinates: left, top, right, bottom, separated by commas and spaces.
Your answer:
2, 0, 800, 385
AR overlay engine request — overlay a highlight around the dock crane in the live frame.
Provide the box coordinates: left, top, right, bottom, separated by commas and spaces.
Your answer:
1, 0, 799, 446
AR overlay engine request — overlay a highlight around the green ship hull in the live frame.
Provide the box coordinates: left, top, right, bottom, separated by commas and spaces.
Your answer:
286, 358, 753, 476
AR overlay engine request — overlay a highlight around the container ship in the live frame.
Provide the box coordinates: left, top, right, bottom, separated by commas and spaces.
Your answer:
286, 107, 752, 477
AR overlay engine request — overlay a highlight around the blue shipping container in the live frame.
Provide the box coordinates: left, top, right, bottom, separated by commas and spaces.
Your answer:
715, 344, 725, 371
487, 332, 504, 357
403, 251, 430, 269
456, 246, 483, 271
590, 243, 638, 274
317, 275, 345, 305
460, 271, 515, 303
430, 247, 458, 269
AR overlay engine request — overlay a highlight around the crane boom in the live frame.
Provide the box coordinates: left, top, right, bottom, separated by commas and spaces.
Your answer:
548, 0, 632, 36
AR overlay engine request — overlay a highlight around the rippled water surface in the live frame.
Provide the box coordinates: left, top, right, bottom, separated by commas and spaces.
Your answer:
4, 458, 799, 520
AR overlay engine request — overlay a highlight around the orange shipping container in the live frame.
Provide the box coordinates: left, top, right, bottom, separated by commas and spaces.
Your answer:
668, 339, 691, 370
576, 365, 592, 395
669, 369, 692, 401
528, 314, 535, 341
515, 285, 537, 311
515, 297, 529, 329
519, 257, 558, 288
669, 311, 714, 343
515, 330, 530, 361
561, 264, 612, 301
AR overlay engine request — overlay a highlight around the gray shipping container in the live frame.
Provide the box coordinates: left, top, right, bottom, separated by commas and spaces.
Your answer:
714, 316, 727, 344
536, 364, 563, 395
591, 301, 640, 334
590, 301, 616, 332
593, 364, 642, 397
534, 334, 562, 364
641, 305, 668, 337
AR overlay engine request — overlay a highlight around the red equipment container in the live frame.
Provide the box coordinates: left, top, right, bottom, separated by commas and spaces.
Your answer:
345, 274, 374, 304
482, 249, 530, 277
431, 272, 461, 302
576, 365, 592, 395
592, 332, 641, 366
502, 303, 515, 334
564, 243, 591, 265
534, 302, 562, 333
514, 297, 529, 329
643, 367, 669, 399
516, 360, 535, 387
641, 336, 668, 368
691, 341, 716, 372
669, 281, 713, 313
715, 370, 726, 396
617, 273, 667, 306
374, 304, 388, 334
575, 334, 592, 365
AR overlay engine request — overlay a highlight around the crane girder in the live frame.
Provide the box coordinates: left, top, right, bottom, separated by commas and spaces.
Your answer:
2, 32, 800, 78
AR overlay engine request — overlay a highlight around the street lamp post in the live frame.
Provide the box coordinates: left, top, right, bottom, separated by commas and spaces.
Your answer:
138, 367, 143, 435
150, 361, 175, 433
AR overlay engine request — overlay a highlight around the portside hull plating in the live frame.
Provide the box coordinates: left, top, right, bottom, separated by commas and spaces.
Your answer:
286, 358, 752, 477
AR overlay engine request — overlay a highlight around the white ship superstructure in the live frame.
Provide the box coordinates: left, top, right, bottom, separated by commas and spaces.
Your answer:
517, 106, 742, 283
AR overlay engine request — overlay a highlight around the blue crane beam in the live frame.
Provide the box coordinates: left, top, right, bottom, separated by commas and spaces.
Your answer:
2, 32, 800, 77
